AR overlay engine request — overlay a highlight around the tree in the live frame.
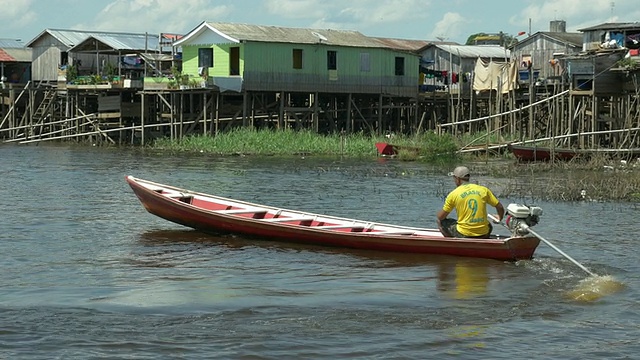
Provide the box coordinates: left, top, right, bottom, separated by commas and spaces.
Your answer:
465, 33, 488, 45
466, 32, 521, 48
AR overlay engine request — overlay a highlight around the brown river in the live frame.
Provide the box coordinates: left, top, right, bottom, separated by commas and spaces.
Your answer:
0, 143, 638, 359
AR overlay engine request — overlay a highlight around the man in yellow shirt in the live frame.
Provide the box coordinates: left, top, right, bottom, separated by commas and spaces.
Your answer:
436, 166, 505, 238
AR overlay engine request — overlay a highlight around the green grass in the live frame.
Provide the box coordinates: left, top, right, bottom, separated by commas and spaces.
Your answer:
149, 128, 640, 202
150, 128, 460, 160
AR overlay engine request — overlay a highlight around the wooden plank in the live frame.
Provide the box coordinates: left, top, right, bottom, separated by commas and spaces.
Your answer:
96, 112, 122, 119
121, 102, 141, 117
262, 216, 314, 223
315, 225, 365, 231
367, 230, 415, 235
217, 208, 267, 215
98, 95, 120, 112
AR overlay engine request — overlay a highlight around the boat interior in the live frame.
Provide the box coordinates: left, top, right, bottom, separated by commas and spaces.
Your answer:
152, 187, 433, 236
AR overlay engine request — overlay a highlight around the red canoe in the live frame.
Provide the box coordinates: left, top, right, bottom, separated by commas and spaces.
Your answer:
508, 143, 578, 162
125, 176, 540, 261
508, 143, 640, 162
375, 142, 420, 156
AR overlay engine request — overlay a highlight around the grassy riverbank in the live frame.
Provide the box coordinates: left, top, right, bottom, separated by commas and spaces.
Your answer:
151, 128, 459, 160
150, 129, 639, 202
484, 160, 640, 203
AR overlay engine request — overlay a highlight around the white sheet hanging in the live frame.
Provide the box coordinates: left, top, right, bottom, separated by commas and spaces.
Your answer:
472, 58, 519, 93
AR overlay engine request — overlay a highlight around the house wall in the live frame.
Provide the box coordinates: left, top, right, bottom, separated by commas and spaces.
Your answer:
583, 28, 640, 51
420, 47, 493, 94
568, 54, 623, 95
30, 34, 124, 81
69, 53, 122, 76
30, 34, 66, 81
182, 42, 419, 97
512, 36, 580, 82
583, 30, 604, 51
1, 62, 31, 83
182, 43, 243, 77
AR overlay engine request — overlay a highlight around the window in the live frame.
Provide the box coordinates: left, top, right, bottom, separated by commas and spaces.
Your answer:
327, 50, 337, 70
230, 47, 240, 75
293, 49, 303, 69
198, 48, 213, 68
60, 52, 69, 66
395, 57, 405, 76
360, 53, 370, 72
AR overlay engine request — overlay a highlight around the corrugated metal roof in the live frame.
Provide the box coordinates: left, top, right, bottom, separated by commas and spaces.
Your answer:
372, 37, 430, 51
26, 29, 160, 49
0, 38, 25, 48
578, 22, 640, 32
161, 33, 182, 42
433, 44, 509, 58
0, 49, 14, 62
540, 32, 583, 47
2, 48, 32, 62
181, 22, 387, 48
69, 33, 161, 52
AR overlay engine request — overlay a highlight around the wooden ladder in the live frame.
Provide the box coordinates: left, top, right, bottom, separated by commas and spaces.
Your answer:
32, 89, 57, 124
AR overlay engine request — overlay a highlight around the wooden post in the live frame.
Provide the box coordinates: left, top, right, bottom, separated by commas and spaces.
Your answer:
528, 67, 534, 140
591, 96, 597, 148
214, 93, 220, 134
313, 92, 319, 132
377, 93, 382, 135
141, 92, 145, 146
179, 92, 183, 139
10, 87, 15, 138
413, 96, 419, 135
202, 92, 207, 135
347, 93, 352, 132
278, 92, 285, 130
250, 92, 255, 128
74, 90, 80, 143
242, 90, 248, 127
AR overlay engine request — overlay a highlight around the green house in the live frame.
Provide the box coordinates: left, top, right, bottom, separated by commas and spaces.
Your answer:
173, 21, 419, 97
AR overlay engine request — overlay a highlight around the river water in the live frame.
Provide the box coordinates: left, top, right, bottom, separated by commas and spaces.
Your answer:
1, 143, 639, 359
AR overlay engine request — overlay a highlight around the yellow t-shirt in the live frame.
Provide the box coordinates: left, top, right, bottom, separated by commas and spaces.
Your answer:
442, 183, 499, 237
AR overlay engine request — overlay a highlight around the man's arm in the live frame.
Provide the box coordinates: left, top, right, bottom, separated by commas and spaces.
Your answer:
494, 202, 505, 222
436, 209, 449, 233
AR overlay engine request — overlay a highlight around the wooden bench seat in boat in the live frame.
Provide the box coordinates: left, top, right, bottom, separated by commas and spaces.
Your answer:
367, 230, 415, 235
163, 192, 194, 204
262, 216, 315, 223
216, 208, 267, 215
215, 208, 269, 219
315, 225, 365, 232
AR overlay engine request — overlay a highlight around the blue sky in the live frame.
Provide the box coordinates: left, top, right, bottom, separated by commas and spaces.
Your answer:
1, 0, 637, 44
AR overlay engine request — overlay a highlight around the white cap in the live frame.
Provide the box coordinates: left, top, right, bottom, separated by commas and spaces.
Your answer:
448, 166, 470, 178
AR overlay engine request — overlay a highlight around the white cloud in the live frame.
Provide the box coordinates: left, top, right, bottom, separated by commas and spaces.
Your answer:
339, 0, 430, 24
429, 12, 466, 42
509, 0, 640, 33
264, 0, 430, 32
10, 0, 640, 49
0, 0, 32, 18
72, 0, 232, 35
0, 0, 36, 29
264, 0, 326, 19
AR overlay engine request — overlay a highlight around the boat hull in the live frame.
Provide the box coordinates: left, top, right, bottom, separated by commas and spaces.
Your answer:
126, 176, 540, 261
508, 143, 640, 162
375, 142, 420, 156
508, 144, 577, 162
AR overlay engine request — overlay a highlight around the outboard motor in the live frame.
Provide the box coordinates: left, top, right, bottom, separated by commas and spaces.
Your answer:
504, 203, 543, 236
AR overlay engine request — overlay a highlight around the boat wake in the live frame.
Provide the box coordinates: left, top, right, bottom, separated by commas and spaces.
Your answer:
519, 257, 625, 302
565, 275, 626, 302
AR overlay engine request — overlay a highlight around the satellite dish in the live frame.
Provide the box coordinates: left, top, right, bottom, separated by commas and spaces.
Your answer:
311, 31, 328, 43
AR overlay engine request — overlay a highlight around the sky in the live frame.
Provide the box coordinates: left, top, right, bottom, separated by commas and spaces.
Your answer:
1, 0, 638, 45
